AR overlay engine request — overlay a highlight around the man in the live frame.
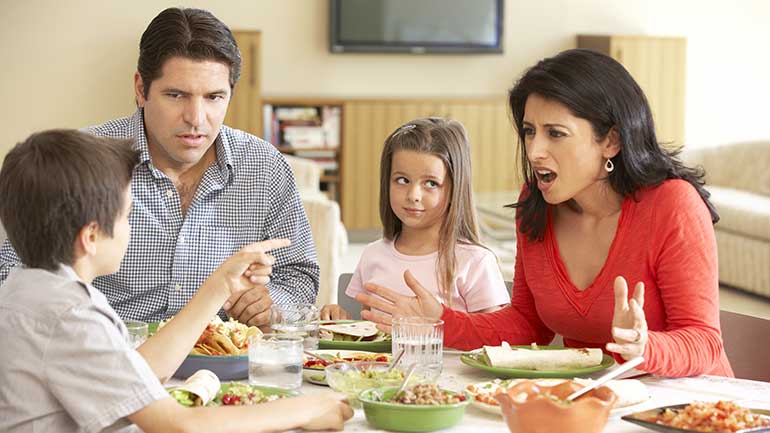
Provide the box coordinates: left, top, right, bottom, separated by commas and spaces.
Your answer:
0, 7, 319, 326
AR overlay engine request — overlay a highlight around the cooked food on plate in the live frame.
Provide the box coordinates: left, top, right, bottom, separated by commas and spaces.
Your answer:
303, 351, 390, 370
482, 342, 603, 370
319, 321, 390, 342
392, 384, 467, 405
209, 383, 287, 406
161, 316, 261, 356
642, 401, 770, 433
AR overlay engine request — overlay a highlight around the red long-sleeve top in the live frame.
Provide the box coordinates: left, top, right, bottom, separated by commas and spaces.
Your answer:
443, 180, 733, 377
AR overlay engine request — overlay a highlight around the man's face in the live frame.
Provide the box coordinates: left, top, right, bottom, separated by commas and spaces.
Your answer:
134, 57, 231, 171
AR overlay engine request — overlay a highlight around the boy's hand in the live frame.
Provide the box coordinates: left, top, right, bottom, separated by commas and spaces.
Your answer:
298, 393, 354, 431
321, 304, 351, 320
203, 239, 289, 326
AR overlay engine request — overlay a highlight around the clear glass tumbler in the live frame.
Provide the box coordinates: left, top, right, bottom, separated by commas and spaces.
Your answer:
269, 303, 320, 350
124, 320, 149, 349
391, 317, 444, 382
248, 333, 303, 390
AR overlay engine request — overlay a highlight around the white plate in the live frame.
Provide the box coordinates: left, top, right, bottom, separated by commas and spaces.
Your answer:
302, 349, 391, 386
466, 378, 650, 416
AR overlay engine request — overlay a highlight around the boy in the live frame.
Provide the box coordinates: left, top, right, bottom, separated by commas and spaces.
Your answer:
0, 130, 352, 433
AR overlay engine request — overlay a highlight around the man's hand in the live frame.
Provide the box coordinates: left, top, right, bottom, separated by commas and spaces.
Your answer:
226, 286, 273, 327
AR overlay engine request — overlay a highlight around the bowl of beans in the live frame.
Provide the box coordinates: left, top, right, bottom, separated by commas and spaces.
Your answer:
358, 383, 471, 432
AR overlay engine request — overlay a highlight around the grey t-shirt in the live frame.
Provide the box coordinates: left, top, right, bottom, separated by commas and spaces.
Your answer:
0, 265, 168, 433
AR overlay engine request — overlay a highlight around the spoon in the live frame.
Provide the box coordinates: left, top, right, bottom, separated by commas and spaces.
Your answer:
303, 350, 328, 361
566, 356, 644, 401
395, 363, 419, 398
388, 349, 405, 372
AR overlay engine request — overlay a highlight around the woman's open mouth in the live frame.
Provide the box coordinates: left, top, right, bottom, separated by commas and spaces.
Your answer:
535, 169, 557, 184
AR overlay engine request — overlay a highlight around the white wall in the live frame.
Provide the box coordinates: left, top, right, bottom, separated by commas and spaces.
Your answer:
1, 0, 768, 154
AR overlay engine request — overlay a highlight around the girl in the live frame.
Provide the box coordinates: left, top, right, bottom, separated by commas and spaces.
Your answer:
355, 50, 734, 378
322, 118, 509, 319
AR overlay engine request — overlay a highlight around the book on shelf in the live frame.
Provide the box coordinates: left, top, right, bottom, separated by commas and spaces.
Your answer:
263, 103, 341, 149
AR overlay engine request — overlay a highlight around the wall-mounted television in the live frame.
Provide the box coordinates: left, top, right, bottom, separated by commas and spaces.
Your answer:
330, 0, 503, 54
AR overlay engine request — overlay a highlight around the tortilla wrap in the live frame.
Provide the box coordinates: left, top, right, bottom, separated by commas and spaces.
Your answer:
175, 369, 221, 406
483, 342, 603, 370
319, 321, 379, 338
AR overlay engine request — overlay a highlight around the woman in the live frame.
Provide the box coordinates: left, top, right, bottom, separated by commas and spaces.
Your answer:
357, 49, 733, 377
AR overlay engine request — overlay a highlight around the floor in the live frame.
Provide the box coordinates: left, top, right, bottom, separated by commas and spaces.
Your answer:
341, 242, 770, 320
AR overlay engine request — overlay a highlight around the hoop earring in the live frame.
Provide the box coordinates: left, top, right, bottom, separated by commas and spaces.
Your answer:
604, 158, 615, 173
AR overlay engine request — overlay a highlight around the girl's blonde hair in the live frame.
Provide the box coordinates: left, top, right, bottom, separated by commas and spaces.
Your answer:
379, 117, 483, 307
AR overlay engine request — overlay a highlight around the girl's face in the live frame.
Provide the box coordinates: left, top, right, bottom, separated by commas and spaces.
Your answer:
389, 149, 451, 233
522, 94, 617, 205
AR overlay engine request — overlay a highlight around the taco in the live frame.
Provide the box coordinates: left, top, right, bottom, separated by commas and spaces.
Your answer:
318, 321, 388, 342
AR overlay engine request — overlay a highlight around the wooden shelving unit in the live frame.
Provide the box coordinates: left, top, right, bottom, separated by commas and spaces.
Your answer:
262, 97, 344, 206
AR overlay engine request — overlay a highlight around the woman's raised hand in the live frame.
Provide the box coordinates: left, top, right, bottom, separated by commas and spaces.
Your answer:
606, 276, 648, 361
357, 270, 443, 333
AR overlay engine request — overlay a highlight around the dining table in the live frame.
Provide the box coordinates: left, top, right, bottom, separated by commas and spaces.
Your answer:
292, 350, 770, 433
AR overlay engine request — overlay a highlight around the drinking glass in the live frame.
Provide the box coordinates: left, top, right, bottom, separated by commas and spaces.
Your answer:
248, 333, 303, 390
391, 317, 444, 382
124, 320, 148, 349
269, 303, 320, 350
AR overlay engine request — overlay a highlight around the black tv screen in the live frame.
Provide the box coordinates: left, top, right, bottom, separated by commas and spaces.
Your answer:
330, 0, 503, 54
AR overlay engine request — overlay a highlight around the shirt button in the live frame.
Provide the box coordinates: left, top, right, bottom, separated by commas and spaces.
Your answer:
175, 283, 182, 291
166, 190, 173, 198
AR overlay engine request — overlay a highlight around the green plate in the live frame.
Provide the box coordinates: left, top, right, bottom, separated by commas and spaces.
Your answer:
318, 320, 392, 352
460, 346, 615, 378
359, 386, 471, 432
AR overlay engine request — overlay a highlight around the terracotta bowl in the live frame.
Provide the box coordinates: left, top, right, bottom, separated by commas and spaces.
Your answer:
494, 380, 617, 433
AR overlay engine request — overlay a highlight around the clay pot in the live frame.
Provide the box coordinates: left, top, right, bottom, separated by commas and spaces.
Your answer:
494, 380, 617, 433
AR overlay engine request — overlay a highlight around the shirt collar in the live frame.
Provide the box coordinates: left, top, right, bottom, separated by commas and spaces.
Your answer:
129, 108, 234, 183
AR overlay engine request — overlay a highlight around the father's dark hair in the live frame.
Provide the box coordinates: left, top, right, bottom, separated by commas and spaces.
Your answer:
137, 7, 242, 97
0, 130, 139, 271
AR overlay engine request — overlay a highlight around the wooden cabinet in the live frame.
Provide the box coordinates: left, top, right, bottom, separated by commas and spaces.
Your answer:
224, 31, 262, 136
577, 35, 687, 148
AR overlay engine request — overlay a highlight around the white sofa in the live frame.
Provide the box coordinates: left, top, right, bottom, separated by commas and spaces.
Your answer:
682, 141, 770, 298
284, 155, 348, 306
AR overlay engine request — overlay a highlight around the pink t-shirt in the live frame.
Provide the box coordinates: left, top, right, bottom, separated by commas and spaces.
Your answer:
345, 239, 510, 313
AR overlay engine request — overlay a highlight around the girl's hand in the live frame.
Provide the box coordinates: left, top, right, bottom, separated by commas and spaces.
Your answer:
357, 270, 443, 333
321, 304, 351, 320
606, 276, 648, 361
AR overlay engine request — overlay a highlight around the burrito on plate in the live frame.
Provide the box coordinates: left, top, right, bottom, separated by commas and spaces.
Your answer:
483, 342, 603, 370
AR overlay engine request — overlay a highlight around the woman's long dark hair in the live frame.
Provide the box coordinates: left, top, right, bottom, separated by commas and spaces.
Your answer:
508, 48, 718, 241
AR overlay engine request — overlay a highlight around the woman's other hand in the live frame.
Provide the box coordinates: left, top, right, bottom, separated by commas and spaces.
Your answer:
606, 276, 648, 361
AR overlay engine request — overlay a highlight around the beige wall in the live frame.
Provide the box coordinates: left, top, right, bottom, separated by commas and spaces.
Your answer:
1, 0, 769, 155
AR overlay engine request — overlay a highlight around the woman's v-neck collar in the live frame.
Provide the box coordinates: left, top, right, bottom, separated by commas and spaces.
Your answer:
544, 196, 633, 316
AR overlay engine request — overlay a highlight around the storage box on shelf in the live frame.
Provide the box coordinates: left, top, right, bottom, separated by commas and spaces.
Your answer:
263, 98, 343, 205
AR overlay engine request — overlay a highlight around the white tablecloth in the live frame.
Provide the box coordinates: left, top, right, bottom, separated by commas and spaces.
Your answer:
297, 352, 770, 433
169, 351, 770, 432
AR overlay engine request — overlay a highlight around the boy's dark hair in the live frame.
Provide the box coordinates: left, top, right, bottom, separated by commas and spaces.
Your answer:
137, 7, 241, 98
0, 130, 139, 271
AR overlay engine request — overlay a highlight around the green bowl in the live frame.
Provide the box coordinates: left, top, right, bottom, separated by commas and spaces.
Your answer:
358, 386, 471, 432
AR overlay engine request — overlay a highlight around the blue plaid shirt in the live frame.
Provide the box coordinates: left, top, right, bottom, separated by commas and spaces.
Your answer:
0, 109, 319, 322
